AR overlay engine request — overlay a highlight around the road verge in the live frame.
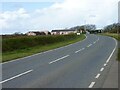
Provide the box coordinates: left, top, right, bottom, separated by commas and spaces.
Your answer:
2, 34, 86, 62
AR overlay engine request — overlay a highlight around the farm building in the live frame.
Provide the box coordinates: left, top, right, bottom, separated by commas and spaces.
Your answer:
51, 29, 77, 35
26, 31, 51, 36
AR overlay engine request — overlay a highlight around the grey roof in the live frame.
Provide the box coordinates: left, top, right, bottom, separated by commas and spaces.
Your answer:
51, 29, 75, 32
28, 31, 46, 35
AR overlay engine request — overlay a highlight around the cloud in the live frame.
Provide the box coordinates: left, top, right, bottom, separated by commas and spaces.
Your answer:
0, 8, 30, 33
30, 0, 119, 29
0, 0, 119, 34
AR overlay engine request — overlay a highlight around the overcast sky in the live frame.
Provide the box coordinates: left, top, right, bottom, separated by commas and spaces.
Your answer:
0, 0, 119, 34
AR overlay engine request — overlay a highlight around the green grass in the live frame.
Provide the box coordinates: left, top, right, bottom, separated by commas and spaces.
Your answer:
2, 34, 85, 62
100, 33, 119, 40
3, 34, 82, 52
100, 33, 120, 61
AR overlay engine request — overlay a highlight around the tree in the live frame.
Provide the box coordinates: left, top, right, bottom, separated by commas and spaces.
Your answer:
70, 24, 96, 31
85, 24, 96, 31
104, 23, 120, 33
13, 32, 23, 36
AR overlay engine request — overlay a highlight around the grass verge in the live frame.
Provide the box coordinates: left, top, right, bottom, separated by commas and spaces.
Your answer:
2, 34, 86, 62
100, 33, 120, 61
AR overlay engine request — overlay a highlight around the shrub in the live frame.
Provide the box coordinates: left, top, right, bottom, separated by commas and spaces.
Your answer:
2, 34, 79, 52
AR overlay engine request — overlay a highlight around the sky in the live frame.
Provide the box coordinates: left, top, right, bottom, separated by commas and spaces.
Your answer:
0, 0, 119, 34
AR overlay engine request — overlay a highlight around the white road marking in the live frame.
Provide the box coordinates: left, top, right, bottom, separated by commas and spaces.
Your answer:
98, 38, 99, 41
0, 69, 33, 84
75, 48, 85, 53
75, 49, 82, 53
93, 41, 96, 44
88, 36, 117, 88
100, 68, 104, 72
49, 55, 69, 64
81, 48, 85, 50
95, 73, 101, 79
106, 38, 117, 63
93, 38, 99, 44
88, 82, 95, 88
97, 38, 99, 41
104, 63, 107, 66
87, 44, 92, 47
95, 38, 99, 42
85, 34, 87, 39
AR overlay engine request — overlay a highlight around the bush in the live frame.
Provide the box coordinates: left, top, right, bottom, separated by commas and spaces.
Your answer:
2, 34, 79, 52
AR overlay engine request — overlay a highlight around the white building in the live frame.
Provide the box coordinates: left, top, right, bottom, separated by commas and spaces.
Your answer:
51, 29, 77, 35
26, 31, 51, 36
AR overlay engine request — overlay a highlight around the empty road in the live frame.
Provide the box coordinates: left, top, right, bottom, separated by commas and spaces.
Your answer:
1, 34, 117, 88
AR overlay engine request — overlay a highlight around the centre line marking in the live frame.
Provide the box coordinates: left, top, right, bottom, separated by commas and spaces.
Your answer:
0, 69, 33, 84
75, 48, 85, 53
82, 48, 85, 50
87, 44, 92, 47
93, 41, 96, 44
100, 68, 104, 72
49, 55, 69, 64
97, 38, 99, 41
95, 73, 101, 79
75, 49, 82, 53
104, 63, 107, 66
89, 82, 95, 88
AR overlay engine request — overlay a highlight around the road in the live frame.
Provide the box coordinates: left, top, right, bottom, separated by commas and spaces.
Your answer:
1, 34, 117, 88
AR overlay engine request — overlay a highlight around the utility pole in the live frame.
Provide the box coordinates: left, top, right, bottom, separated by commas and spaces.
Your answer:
84, 20, 86, 33
118, 1, 120, 34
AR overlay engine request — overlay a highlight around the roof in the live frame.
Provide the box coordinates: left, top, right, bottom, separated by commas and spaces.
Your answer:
28, 31, 40, 33
27, 31, 46, 35
51, 29, 75, 32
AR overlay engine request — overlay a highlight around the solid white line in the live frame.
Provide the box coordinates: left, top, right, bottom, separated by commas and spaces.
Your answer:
75, 48, 85, 53
0, 69, 33, 84
106, 38, 117, 63
49, 55, 70, 64
100, 68, 104, 72
87, 44, 92, 47
95, 73, 101, 79
88, 82, 95, 88
2, 35, 88, 65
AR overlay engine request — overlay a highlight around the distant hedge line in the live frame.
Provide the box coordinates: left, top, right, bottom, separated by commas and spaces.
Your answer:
3, 34, 79, 52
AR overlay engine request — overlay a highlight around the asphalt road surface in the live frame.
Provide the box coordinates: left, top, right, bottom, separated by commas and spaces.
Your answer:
1, 34, 117, 88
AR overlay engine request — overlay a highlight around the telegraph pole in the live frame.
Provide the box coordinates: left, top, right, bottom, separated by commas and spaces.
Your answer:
118, 1, 120, 34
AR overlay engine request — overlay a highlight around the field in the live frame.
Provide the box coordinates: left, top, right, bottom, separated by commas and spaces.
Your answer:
2, 34, 85, 62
